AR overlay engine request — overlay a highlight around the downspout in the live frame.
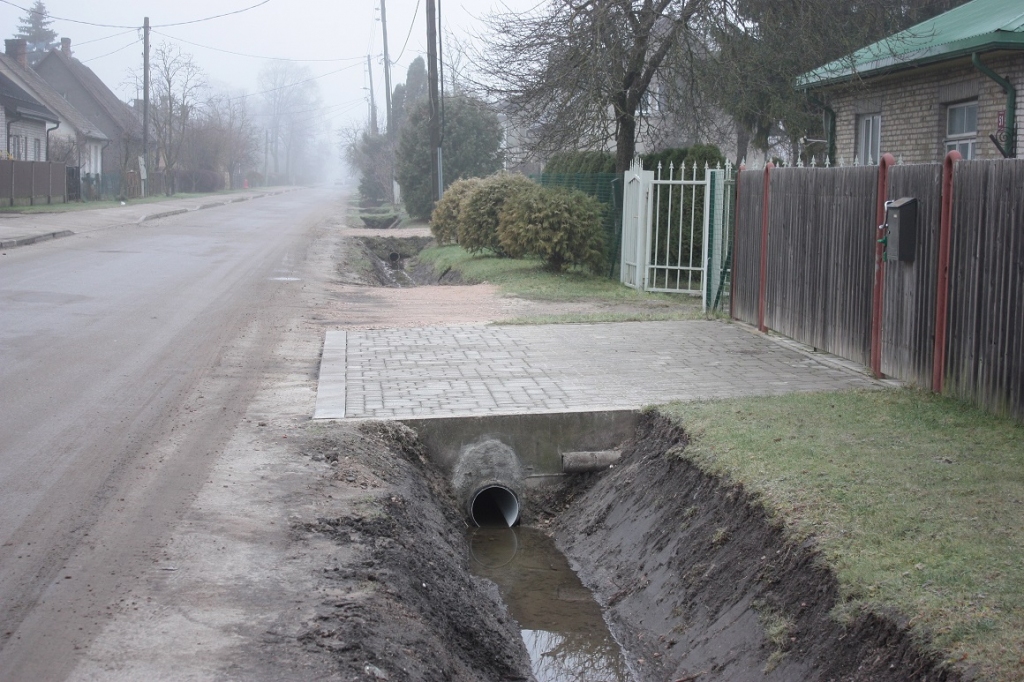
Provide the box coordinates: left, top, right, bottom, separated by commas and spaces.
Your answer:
972, 53, 1016, 158
45, 120, 60, 161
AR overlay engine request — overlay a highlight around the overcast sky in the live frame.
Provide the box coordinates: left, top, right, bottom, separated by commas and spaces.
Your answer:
0, 0, 539, 132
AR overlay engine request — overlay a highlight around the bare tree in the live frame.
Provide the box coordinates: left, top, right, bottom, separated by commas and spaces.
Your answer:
258, 61, 324, 184
479, 0, 714, 173
149, 42, 206, 194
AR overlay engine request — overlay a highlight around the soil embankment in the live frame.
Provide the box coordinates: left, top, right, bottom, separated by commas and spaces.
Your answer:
298, 421, 533, 681
552, 412, 962, 681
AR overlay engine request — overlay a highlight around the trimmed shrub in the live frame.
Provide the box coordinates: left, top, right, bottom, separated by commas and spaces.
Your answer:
430, 177, 481, 245
457, 174, 536, 255
544, 150, 616, 174
497, 185, 606, 273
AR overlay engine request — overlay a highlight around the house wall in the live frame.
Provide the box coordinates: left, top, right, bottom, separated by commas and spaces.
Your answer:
828, 51, 1024, 164
8, 119, 47, 160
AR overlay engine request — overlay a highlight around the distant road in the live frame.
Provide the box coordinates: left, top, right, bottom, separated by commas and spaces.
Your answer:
0, 188, 333, 680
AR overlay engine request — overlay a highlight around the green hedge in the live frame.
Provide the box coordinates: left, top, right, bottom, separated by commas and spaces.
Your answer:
497, 185, 606, 273
543, 151, 616, 174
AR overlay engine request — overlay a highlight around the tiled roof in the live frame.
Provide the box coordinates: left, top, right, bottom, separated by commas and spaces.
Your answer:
0, 53, 106, 140
40, 48, 139, 136
799, 0, 1024, 88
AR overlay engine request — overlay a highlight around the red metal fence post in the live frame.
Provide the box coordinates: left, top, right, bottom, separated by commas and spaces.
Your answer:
757, 162, 774, 333
870, 153, 897, 378
730, 162, 745, 320
932, 150, 962, 393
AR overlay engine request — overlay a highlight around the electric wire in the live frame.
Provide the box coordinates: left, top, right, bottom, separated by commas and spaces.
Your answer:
81, 38, 143, 63
0, 0, 271, 30
227, 63, 362, 101
392, 0, 421, 64
151, 30, 364, 63
74, 29, 138, 47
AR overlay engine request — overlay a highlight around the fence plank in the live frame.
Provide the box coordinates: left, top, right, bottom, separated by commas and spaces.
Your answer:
764, 166, 876, 366
881, 164, 942, 387
732, 170, 763, 325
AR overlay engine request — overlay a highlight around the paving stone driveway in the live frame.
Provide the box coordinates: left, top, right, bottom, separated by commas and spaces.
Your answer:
313, 320, 881, 420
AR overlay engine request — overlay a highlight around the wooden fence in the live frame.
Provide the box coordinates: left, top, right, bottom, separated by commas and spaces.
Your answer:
733, 157, 1024, 420
0, 160, 66, 206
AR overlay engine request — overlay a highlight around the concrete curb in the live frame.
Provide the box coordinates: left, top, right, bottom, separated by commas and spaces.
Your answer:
1, 230, 75, 250
141, 208, 190, 222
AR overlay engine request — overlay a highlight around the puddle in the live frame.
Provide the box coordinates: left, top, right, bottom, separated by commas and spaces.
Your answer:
467, 526, 633, 681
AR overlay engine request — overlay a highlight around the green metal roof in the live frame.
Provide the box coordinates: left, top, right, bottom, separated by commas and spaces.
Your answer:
798, 0, 1024, 88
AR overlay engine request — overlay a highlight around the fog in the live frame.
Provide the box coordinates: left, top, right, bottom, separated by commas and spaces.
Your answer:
0, 0, 540, 133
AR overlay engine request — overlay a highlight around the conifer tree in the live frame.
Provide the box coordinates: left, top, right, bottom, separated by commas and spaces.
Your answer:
15, 0, 58, 67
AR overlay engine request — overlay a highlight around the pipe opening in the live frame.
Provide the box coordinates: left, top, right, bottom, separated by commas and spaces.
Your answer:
470, 485, 520, 528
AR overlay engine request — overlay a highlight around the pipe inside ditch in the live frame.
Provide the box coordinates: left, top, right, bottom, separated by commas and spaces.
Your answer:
468, 485, 520, 528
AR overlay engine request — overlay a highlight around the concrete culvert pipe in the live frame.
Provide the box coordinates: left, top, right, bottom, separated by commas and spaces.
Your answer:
468, 484, 520, 528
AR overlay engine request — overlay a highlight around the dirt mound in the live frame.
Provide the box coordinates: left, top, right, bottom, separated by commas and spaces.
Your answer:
298, 422, 532, 681
554, 412, 962, 682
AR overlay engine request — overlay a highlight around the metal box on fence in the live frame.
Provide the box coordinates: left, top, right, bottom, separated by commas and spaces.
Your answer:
886, 197, 918, 263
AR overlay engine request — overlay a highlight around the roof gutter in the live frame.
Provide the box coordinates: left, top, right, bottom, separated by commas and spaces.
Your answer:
972, 52, 1016, 158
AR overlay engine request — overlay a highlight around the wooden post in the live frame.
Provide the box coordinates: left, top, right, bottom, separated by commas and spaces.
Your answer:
932, 150, 962, 392
757, 162, 774, 332
870, 153, 896, 378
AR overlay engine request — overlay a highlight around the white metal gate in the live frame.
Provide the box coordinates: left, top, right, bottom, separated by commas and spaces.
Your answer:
620, 157, 733, 312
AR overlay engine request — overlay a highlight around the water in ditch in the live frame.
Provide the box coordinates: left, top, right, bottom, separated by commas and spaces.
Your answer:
467, 526, 633, 682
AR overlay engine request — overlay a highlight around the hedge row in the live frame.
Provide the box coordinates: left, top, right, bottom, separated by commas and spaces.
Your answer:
430, 173, 606, 273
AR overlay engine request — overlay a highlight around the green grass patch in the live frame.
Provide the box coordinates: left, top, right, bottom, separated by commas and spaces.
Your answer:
418, 244, 700, 306
660, 389, 1024, 680
0, 190, 246, 214
496, 310, 706, 325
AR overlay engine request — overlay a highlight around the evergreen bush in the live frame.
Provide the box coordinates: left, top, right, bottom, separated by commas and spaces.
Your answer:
457, 174, 536, 255
430, 177, 481, 245
497, 185, 606, 273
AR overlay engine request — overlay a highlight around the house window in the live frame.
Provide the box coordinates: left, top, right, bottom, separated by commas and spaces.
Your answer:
945, 101, 977, 159
856, 114, 881, 165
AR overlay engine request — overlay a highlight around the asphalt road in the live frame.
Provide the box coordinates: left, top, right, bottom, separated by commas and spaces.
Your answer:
0, 189, 331, 680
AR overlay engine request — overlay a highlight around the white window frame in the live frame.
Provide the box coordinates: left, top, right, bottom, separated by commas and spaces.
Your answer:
945, 100, 977, 159
856, 113, 881, 165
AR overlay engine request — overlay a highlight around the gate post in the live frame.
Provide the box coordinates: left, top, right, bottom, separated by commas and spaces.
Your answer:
932, 150, 962, 393
757, 162, 774, 332
870, 153, 896, 378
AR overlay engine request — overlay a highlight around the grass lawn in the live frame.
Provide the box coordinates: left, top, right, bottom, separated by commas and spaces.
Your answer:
0, 188, 251, 214
417, 244, 708, 314
661, 389, 1024, 680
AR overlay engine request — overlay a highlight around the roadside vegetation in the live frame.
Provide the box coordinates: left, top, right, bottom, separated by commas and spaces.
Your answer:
661, 389, 1024, 681
0, 188, 252, 214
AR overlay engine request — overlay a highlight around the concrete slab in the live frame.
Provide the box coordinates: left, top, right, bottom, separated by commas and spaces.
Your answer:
314, 320, 883, 421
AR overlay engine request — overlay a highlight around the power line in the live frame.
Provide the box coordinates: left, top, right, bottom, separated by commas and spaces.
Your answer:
0, 0, 271, 30
75, 29, 138, 47
392, 0, 421, 64
151, 30, 365, 63
152, 1, 272, 28
81, 38, 143, 64
228, 63, 362, 101
0, 0, 135, 28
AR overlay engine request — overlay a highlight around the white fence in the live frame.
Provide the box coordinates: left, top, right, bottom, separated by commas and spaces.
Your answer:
620, 157, 734, 311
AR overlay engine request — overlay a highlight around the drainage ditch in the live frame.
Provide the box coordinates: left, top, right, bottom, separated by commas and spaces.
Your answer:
302, 415, 961, 681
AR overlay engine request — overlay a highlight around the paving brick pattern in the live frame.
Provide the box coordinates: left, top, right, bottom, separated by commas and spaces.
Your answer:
314, 320, 882, 420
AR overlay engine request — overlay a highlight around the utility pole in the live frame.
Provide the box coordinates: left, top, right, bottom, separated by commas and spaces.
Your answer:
142, 16, 150, 198
366, 54, 378, 136
264, 129, 269, 186
426, 0, 440, 203
380, 0, 393, 138
381, 0, 395, 203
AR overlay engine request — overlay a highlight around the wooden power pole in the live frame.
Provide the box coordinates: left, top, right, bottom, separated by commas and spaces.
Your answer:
142, 16, 150, 197
366, 54, 378, 135
380, 0, 393, 139
426, 0, 440, 202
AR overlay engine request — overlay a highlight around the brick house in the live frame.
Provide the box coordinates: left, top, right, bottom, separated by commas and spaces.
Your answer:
0, 39, 107, 176
798, 0, 1022, 164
